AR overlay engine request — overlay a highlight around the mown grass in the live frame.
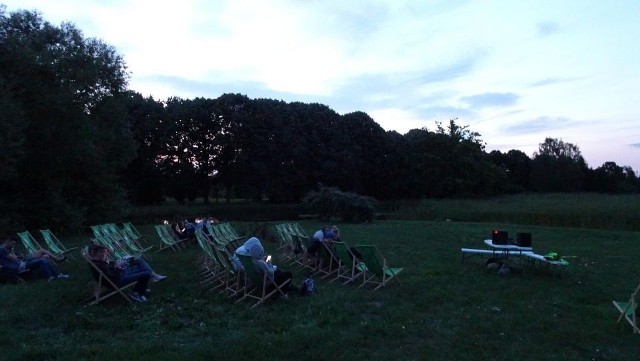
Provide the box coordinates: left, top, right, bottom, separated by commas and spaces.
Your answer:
1, 218, 639, 361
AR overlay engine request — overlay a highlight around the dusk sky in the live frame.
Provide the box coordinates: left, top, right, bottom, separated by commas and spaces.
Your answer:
3, 0, 639, 171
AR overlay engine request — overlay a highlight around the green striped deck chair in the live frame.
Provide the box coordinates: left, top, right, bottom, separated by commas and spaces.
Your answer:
613, 281, 640, 334
39, 229, 78, 260
354, 244, 404, 291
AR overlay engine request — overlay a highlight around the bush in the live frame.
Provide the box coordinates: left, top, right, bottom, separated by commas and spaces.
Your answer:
300, 186, 378, 223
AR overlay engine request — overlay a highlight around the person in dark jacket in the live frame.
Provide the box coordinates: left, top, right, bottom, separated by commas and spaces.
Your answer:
0, 238, 69, 282
89, 244, 167, 302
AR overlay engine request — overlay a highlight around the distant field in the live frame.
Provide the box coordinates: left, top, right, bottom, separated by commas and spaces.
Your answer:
392, 193, 640, 231
1, 218, 639, 360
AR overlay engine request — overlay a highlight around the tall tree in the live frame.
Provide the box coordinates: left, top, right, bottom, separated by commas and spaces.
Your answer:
587, 161, 639, 193
530, 137, 587, 192
0, 8, 133, 229
489, 149, 531, 192
120, 91, 166, 205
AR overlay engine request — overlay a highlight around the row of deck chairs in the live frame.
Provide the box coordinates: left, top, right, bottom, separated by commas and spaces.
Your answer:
154, 223, 190, 253
194, 224, 294, 308
191, 221, 314, 308
275, 222, 404, 291
16, 229, 78, 260
90, 222, 153, 260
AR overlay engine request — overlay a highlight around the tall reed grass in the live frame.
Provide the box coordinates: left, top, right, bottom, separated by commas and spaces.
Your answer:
393, 193, 640, 231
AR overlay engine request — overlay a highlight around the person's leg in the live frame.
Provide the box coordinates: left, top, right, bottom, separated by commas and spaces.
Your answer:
306, 240, 321, 255
272, 269, 293, 293
33, 249, 47, 258
26, 258, 57, 279
28, 249, 64, 262
132, 258, 154, 273
120, 269, 152, 296
132, 258, 167, 281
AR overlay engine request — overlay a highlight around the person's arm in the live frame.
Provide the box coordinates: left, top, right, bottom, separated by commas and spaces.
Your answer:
95, 260, 120, 280
254, 260, 275, 279
1, 247, 19, 262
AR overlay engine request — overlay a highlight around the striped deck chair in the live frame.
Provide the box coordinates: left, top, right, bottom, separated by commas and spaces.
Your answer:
613, 281, 640, 334
354, 244, 404, 291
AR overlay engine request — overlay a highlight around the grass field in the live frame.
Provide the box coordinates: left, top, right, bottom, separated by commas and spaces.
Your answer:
393, 193, 640, 231
1, 218, 639, 360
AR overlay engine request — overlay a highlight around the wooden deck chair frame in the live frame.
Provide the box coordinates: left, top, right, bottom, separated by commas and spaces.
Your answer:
292, 222, 310, 239
194, 229, 235, 294
235, 254, 290, 308
123, 222, 146, 240
163, 224, 189, 250
332, 241, 366, 285
274, 224, 298, 262
91, 231, 127, 259
217, 223, 244, 249
39, 229, 78, 260
81, 248, 135, 305
102, 223, 152, 259
194, 229, 225, 289
112, 223, 152, 253
355, 244, 404, 291
90, 225, 131, 259
101, 232, 138, 259
221, 223, 244, 242
16, 231, 45, 256
613, 281, 640, 334
206, 223, 234, 249
154, 224, 185, 252
212, 245, 242, 297
110, 224, 154, 259
278, 224, 314, 271
313, 241, 341, 279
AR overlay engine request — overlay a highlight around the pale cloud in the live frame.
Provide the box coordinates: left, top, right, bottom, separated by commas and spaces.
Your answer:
536, 21, 560, 37
461, 93, 519, 109
528, 77, 578, 87
502, 116, 576, 135
368, 108, 431, 134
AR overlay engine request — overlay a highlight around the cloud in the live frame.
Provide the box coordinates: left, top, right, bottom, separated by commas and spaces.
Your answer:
529, 77, 577, 87
134, 74, 326, 105
502, 116, 578, 135
414, 105, 474, 121
630, 143, 640, 148
461, 92, 519, 109
536, 21, 559, 37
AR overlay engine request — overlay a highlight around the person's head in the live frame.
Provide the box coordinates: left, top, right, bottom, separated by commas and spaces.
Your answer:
331, 226, 340, 238
90, 244, 109, 260
248, 242, 264, 259
2, 238, 16, 249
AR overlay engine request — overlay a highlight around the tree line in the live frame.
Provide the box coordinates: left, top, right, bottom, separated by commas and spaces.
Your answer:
1, 8, 638, 231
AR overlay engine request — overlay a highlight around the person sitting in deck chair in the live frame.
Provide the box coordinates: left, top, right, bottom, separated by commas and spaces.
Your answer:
88, 244, 167, 302
235, 237, 297, 294
0, 238, 69, 281
306, 226, 339, 256
232, 237, 261, 272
